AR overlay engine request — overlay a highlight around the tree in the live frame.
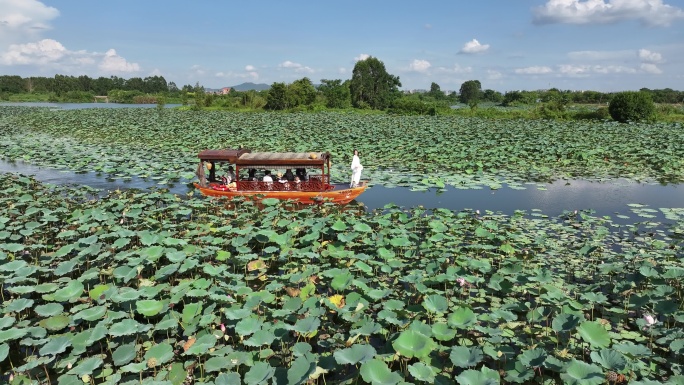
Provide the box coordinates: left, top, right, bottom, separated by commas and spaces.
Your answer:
288, 77, 317, 107
459, 80, 482, 107
265, 82, 288, 110
349, 56, 401, 110
608, 91, 656, 123
426, 82, 444, 100
318, 79, 351, 109
482, 89, 503, 103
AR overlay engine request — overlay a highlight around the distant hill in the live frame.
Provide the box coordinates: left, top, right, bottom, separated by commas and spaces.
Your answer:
229, 82, 270, 91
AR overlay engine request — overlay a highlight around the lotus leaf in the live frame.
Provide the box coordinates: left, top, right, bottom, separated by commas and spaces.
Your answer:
109, 319, 141, 336
74, 305, 107, 322
334, 344, 377, 365
423, 294, 448, 313
112, 343, 137, 366
590, 348, 627, 371
0, 343, 8, 362
392, 329, 436, 359
38, 315, 70, 331
552, 313, 580, 332
244, 361, 276, 385
577, 321, 611, 349
136, 300, 164, 317
360, 359, 402, 385
450, 346, 484, 368
49, 279, 84, 302
67, 356, 103, 375
0, 316, 12, 329
144, 343, 174, 366
4, 298, 34, 313
287, 354, 317, 385
448, 307, 477, 329
39, 336, 72, 356
454, 367, 500, 385
184, 334, 217, 355
408, 362, 438, 382
559, 359, 605, 385
519, 348, 547, 368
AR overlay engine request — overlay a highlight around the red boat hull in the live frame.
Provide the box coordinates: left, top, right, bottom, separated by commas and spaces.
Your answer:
194, 182, 367, 204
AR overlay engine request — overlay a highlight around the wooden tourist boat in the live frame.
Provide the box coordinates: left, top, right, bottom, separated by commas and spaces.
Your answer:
194, 148, 367, 204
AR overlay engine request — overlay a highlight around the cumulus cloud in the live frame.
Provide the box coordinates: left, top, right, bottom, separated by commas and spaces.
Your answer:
409, 59, 431, 73
558, 64, 637, 76
640, 63, 662, 73
487, 70, 502, 80
99, 49, 140, 73
0, 0, 59, 44
459, 39, 490, 54
215, 69, 259, 81
435, 64, 472, 74
245, 64, 255, 71
279, 60, 314, 74
354, 54, 370, 62
514, 66, 553, 74
0, 38, 139, 74
532, 0, 684, 27
637, 48, 662, 62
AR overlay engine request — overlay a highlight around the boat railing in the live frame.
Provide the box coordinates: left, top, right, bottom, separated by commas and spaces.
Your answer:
236, 178, 331, 192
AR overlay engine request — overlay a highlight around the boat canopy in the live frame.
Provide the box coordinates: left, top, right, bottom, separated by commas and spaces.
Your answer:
197, 148, 251, 163
235, 152, 329, 167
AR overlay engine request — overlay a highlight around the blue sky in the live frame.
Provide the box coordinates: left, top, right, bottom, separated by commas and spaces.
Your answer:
1, 0, 683, 92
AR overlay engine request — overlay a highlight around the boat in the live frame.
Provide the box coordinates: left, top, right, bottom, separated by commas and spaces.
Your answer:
193, 148, 367, 204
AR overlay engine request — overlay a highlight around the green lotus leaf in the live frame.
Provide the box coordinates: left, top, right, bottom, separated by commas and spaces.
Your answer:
334, 344, 377, 365
235, 317, 262, 336
612, 342, 651, 357
140, 245, 164, 261
0, 317, 14, 330
215, 372, 242, 385
34, 283, 59, 294
7, 285, 34, 295
136, 299, 164, 317
577, 321, 611, 349
448, 307, 477, 329
450, 346, 483, 368
243, 329, 276, 347
167, 362, 187, 385
38, 315, 70, 331
504, 360, 535, 383
0, 343, 8, 362
359, 359, 402, 385
331, 220, 347, 231
0, 327, 27, 343
181, 302, 203, 325
423, 294, 448, 313
287, 354, 317, 385
559, 359, 604, 385
112, 343, 137, 366
204, 356, 230, 372
184, 334, 217, 355
431, 323, 456, 342
4, 298, 33, 313
109, 319, 141, 336
590, 348, 627, 371
39, 336, 72, 356
392, 329, 436, 359
88, 284, 111, 301
552, 313, 580, 332
67, 356, 103, 375
519, 348, 547, 368
49, 279, 84, 302
144, 342, 174, 366
74, 305, 107, 322
244, 361, 275, 385
408, 362, 438, 383
331, 271, 354, 291
293, 317, 320, 334
455, 367, 500, 385
354, 223, 372, 233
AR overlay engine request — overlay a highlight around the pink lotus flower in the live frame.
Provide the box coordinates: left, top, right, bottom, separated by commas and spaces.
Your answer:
457, 277, 466, 287
220, 323, 226, 332
644, 314, 656, 326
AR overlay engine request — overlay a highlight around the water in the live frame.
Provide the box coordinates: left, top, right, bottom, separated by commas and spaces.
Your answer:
1, 158, 682, 218
0, 102, 181, 110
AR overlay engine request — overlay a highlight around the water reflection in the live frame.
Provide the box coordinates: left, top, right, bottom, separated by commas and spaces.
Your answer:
1, 158, 682, 217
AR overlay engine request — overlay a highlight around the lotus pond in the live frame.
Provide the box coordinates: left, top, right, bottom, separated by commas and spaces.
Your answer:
1, 106, 684, 384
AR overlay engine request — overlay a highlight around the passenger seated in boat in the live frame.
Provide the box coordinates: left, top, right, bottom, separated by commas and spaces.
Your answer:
246, 168, 257, 181
223, 166, 235, 184
293, 176, 301, 190
284, 169, 295, 181
296, 168, 307, 181
262, 170, 273, 182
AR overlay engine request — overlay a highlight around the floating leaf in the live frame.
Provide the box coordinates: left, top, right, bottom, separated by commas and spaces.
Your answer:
359, 359, 402, 385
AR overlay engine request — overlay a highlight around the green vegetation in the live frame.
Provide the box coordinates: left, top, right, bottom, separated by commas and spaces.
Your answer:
349, 57, 402, 110
0, 173, 683, 384
609, 91, 657, 123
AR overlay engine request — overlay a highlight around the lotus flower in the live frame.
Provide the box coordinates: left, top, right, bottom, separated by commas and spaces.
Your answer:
220, 323, 226, 332
457, 277, 466, 287
643, 314, 656, 326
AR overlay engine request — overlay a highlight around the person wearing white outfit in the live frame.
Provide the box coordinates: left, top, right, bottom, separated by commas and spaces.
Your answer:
350, 149, 363, 187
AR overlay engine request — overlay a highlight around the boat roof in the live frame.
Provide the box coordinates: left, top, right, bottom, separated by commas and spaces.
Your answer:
198, 148, 330, 166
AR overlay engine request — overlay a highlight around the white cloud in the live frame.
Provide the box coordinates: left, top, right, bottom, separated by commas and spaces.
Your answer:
354, 54, 370, 62
533, 0, 684, 27
515, 66, 553, 74
245, 64, 255, 71
435, 64, 472, 74
567, 49, 633, 61
0, 38, 138, 74
459, 39, 490, 54
487, 70, 502, 80
558, 64, 637, 76
0, 0, 59, 45
279, 60, 314, 74
99, 48, 140, 73
640, 63, 662, 73
637, 48, 662, 63
409, 59, 431, 73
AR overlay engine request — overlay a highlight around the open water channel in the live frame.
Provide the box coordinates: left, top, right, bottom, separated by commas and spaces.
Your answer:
1, 102, 682, 221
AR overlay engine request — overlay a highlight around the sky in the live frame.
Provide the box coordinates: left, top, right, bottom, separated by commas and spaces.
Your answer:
1, 0, 683, 93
